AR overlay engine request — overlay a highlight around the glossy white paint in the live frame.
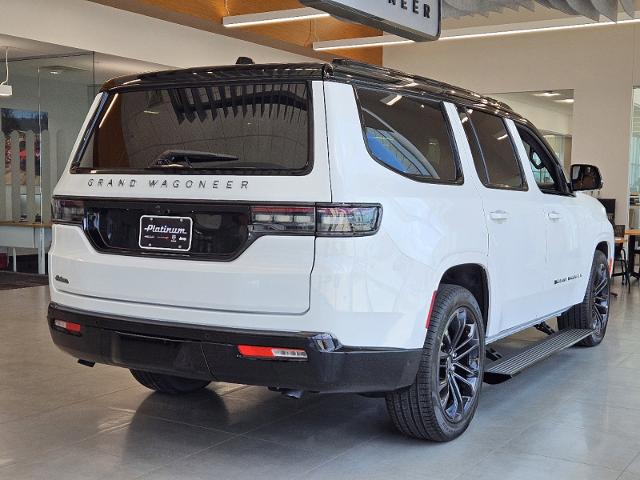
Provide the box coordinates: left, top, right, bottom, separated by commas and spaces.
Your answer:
50, 225, 316, 314
50, 82, 331, 316
317, 83, 488, 348
49, 77, 613, 350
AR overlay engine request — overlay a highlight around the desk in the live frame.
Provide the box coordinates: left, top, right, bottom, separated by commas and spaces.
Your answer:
625, 229, 640, 280
0, 222, 52, 274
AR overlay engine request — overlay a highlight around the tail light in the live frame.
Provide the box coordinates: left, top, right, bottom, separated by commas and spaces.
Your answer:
53, 197, 381, 237
316, 205, 381, 236
251, 206, 316, 234
52, 198, 85, 225
250, 204, 381, 237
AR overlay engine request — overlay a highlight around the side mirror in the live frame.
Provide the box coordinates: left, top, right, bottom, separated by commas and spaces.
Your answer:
570, 164, 603, 191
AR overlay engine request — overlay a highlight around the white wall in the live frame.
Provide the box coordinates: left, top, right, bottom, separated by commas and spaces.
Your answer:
489, 95, 573, 136
385, 24, 638, 224
0, 0, 315, 67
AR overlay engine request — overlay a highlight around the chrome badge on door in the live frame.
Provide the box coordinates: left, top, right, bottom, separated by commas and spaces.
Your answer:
139, 215, 193, 252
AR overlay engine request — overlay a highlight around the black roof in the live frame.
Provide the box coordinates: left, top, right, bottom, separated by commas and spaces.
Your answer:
100, 59, 524, 122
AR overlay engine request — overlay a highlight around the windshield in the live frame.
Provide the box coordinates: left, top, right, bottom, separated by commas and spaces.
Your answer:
72, 82, 311, 175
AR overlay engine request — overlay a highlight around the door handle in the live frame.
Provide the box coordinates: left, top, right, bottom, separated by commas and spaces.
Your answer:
548, 211, 562, 221
489, 210, 509, 222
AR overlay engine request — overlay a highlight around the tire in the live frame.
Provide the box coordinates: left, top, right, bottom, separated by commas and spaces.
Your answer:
557, 250, 611, 347
130, 370, 211, 394
385, 284, 485, 442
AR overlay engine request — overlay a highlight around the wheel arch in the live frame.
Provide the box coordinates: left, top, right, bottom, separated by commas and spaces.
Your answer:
595, 241, 609, 259
439, 263, 490, 334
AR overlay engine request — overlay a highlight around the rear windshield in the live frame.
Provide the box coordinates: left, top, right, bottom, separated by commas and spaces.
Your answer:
72, 82, 311, 175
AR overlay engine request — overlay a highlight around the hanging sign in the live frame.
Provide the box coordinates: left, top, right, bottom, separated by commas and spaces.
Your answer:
299, 0, 441, 41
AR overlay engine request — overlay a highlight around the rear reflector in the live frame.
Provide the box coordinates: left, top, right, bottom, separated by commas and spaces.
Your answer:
54, 319, 82, 334
238, 345, 308, 361
426, 291, 438, 329
608, 257, 614, 276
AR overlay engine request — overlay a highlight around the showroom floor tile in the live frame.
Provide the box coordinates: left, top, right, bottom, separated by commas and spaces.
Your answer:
1, 283, 640, 479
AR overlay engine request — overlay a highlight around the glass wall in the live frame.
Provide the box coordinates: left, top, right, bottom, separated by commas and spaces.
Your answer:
1, 53, 95, 225
629, 89, 640, 195
0, 47, 165, 272
628, 88, 640, 228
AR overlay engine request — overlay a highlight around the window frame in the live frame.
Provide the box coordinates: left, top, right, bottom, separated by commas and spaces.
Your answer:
514, 122, 573, 197
70, 80, 316, 176
353, 85, 464, 186
460, 107, 529, 192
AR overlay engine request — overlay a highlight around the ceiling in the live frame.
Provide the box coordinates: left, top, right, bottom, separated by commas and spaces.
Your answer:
442, 0, 634, 21
84, 0, 640, 66
0, 34, 166, 85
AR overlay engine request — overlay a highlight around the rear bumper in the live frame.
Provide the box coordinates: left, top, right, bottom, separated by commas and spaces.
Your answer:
48, 303, 422, 394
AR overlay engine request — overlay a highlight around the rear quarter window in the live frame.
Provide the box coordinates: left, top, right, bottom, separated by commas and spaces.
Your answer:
355, 87, 461, 184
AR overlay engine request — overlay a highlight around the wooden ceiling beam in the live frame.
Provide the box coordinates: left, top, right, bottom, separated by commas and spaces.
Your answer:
88, 0, 383, 65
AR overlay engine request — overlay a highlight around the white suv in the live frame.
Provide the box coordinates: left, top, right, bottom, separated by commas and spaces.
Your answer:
48, 60, 613, 441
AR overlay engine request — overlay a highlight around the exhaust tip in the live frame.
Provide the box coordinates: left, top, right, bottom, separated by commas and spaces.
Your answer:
269, 387, 305, 399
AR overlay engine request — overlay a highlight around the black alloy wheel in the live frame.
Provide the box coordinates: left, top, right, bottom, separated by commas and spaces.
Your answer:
558, 250, 610, 347
385, 284, 485, 441
591, 261, 610, 338
438, 307, 482, 423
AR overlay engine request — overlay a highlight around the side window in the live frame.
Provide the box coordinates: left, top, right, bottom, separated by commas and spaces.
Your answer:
466, 109, 527, 190
356, 87, 461, 183
458, 109, 489, 185
516, 125, 567, 195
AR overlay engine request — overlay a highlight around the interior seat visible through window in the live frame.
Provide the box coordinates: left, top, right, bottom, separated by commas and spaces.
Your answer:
516, 125, 569, 195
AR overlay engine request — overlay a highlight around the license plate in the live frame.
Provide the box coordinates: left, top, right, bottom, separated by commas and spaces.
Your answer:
139, 215, 193, 252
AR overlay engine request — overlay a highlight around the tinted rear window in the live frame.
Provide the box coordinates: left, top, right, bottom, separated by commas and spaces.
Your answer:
356, 87, 460, 184
73, 83, 311, 175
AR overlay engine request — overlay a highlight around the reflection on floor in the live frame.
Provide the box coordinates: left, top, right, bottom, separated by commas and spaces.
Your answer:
0, 272, 49, 291
1, 282, 640, 480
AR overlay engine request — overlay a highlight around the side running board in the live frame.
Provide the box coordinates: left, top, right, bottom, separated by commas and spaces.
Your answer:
484, 329, 594, 385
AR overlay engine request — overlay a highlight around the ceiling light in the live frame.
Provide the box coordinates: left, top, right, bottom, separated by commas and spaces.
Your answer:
381, 94, 402, 106
42, 65, 88, 75
223, 7, 330, 28
534, 91, 561, 97
99, 93, 119, 129
313, 35, 414, 51
325, 15, 640, 51
556, 99, 575, 104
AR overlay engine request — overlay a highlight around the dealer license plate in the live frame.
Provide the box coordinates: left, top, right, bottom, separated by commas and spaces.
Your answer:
139, 215, 193, 252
